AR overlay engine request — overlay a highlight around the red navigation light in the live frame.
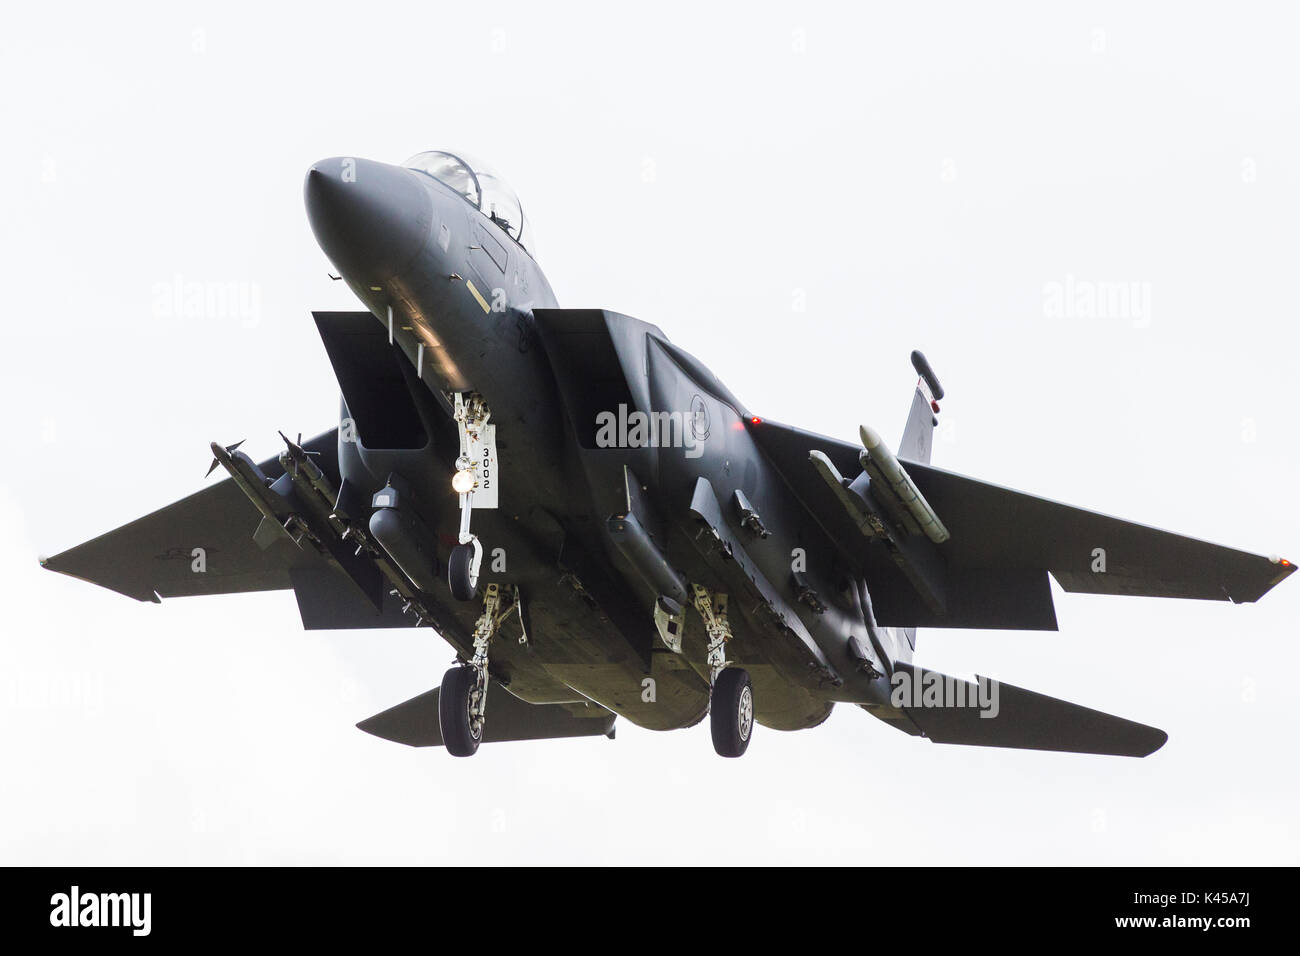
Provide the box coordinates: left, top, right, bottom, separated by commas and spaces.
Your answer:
750, 416, 762, 425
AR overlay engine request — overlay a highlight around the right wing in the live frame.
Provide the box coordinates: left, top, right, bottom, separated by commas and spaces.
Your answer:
43, 428, 467, 636
41, 431, 342, 603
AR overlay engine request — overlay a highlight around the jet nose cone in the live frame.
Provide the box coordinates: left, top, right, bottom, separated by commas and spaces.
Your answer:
304, 157, 433, 281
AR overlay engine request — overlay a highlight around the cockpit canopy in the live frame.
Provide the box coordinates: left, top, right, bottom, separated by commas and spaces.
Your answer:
403, 149, 534, 256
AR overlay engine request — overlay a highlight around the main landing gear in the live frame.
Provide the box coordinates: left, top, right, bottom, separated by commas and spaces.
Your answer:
448, 393, 490, 602
438, 582, 519, 756
692, 585, 754, 757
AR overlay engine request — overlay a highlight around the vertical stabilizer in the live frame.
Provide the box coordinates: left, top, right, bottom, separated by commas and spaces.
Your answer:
895, 350, 944, 651
898, 350, 943, 464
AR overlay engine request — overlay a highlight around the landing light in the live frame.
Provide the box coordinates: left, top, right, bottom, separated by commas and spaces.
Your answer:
452, 469, 476, 494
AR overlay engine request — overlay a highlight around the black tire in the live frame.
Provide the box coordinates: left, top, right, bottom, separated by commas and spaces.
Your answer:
710, 667, 754, 757
448, 542, 476, 602
438, 666, 481, 757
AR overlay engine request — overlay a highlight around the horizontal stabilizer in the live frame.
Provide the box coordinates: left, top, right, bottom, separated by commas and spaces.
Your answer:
895, 662, 1167, 757
357, 681, 616, 748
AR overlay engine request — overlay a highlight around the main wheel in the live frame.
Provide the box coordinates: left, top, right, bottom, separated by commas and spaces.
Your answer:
438, 666, 482, 757
448, 542, 477, 602
710, 667, 754, 757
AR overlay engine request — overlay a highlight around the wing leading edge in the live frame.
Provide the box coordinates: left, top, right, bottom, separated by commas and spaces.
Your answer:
41, 430, 341, 603
907, 460, 1293, 603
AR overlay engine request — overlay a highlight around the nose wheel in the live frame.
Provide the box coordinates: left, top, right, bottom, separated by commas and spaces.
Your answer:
448, 541, 479, 602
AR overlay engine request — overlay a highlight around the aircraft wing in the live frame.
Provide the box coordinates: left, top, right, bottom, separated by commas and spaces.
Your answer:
42, 428, 470, 637
906, 460, 1291, 603
750, 419, 1293, 612
41, 431, 342, 603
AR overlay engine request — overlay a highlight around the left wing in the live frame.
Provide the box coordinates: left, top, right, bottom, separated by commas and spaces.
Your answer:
749, 418, 1293, 627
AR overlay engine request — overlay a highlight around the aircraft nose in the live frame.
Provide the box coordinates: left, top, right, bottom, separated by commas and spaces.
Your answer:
304, 157, 433, 281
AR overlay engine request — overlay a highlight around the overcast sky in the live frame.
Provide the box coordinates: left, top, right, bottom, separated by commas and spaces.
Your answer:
2, 1, 1297, 864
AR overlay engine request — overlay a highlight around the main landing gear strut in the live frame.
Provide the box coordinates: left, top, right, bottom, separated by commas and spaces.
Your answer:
439, 582, 520, 756
692, 585, 754, 757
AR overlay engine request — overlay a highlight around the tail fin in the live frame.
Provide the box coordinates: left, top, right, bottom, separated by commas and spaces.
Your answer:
895, 351, 943, 650
892, 662, 1167, 757
898, 350, 943, 464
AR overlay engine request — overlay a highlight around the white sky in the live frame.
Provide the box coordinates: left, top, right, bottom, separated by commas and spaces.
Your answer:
1, 1, 1297, 864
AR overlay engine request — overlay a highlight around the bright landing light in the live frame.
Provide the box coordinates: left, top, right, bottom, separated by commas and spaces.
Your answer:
452, 469, 476, 494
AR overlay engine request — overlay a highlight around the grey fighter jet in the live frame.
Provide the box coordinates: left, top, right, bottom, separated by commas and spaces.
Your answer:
43, 149, 1295, 758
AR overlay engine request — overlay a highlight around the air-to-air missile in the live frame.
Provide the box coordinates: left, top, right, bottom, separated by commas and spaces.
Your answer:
207, 440, 317, 549
858, 425, 950, 544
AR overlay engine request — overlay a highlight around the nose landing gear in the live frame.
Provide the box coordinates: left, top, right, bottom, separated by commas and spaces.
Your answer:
447, 539, 480, 602
448, 393, 492, 602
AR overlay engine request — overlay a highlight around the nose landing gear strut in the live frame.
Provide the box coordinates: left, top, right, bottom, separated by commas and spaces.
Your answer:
448, 392, 491, 601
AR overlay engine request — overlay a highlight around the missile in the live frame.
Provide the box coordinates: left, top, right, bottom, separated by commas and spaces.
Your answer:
858, 425, 950, 544
209, 442, 288, 525
208, 441, 314, 549
277, 431, 348, 536
278, 431, 330, 491
808, 450, 889, 541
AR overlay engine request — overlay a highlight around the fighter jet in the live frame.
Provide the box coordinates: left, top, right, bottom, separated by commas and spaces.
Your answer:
42, 149, 1295, 758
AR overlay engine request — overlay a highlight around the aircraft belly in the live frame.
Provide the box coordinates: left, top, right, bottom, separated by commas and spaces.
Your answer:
513, 584, 710, 730
745, 664, 836, 731
541, 657, 709, 732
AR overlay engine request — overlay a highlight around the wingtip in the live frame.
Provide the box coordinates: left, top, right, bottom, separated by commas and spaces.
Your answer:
1138, 727, 1169, 757
38, 551, 70, 574
1258, 555, 1297, 598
